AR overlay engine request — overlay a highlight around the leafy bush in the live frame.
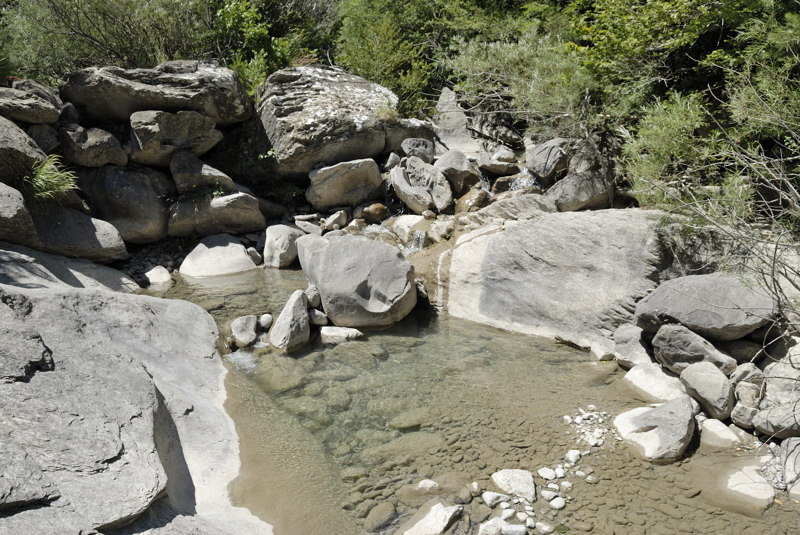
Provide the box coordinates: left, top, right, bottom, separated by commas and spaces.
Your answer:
22, 155, 79, 203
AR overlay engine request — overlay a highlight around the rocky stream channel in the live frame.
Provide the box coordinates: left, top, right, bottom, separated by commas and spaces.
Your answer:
156, 269, 800, 535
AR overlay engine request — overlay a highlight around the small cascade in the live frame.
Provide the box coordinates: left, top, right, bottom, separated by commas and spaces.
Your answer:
508, 169, 537, 191
405, 229, 426, 254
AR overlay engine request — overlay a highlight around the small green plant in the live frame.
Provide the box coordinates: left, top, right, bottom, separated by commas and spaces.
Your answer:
22, 155, 78, 203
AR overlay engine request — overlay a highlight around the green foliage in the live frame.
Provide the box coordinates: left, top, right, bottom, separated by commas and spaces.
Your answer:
2, 0, 217, 80
22, 155, 79, 204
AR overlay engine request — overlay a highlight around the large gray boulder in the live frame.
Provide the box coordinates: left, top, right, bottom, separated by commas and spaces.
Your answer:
443, 209, 669, 347
58, 123, 127, 167
680, 361, 734, 420
613, 395, 696, 463
30, 204, 128, 263
179, 234, 257, 278
306, 158, 382, 211
0, 242, 138, 292
263, 224, 306, 268
0, 183, 39, 248
635, 273, 774, 341
297, 234, 417, 328
130, 110, 223, 167
257, 65, 398, 176
0, 116, 46, 186
543, 170, 613, 212
170, 151, 237, 195
78, 165, 175, 244
0, 87, 60, 124
168, 192, 266, 238
0, 280, 270, 534
391, 166, 436, 215
433, 88, 483, 155
405, 156, 453, 213
59, 60, 253, 126
269, 290, 311, 351
652, 324, 737, 375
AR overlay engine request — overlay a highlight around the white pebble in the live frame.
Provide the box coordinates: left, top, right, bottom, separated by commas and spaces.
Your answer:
499, 502, 511, 510
586, 475, 597, 484
526, 517, 536, 528
565, 449, 582, 464
587, 404, 597, 411
536, 521, 555, 534
546, 483, 559, 491
524, 505, 534, 512
482, 491, 510, 507
560, 481, 573, 492
541, 490, 559, 501
549, 497, 566, 510
537, 467, 557, 480
555, 467, 566, 478
417, 479, 438, 491
574, 416, 584, 424
501, 509, 515, 520
562, 415, 572, 425
575, 470, 586, 478
516, 512, 528, 522
502, 524, 527, 535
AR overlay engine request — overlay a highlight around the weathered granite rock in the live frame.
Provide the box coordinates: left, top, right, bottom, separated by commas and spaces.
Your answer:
652, 324, 737, 375
0, 116, 46, 186
257, 65, 398, 176
0, 329, 53, 384
130, 110, 223, 167
297, 234, 417, 328
0, 242, 138, 292
320, 326, 364, 344
613, 323, 652, 369
179, 234, 257, 278
433, 88, 483, 155
753, 404, 800, 438
58, 123, 127, 167
760, 349, 800, 410
402, 138, 435, 164
0, 87, 60, 124
168, 192, 266, 238
169, 151, 237, 195
263, 224, 306, 268
0, 183, 39, 248
11, 79, 62, 110
680, 361, 734, 420
490, 469, 536, 502
385, 119, 435, 155
543, 171, 613, 212
269, 290, 310, 351
455, 187, 491, 214
444, 209, 668, 347
477, 152, 520, 176
613, 395, 696, 463
59, 60, 253, 126
624, 362, 687, 402
365, 501, 396, 532
306, 158, 382, 210
433, 149, 480, 196
525, 138, 571, 186
635, 273, 774, 341
404, 156, 453, 213
782, 437, 800, 492
456, 193, 556, 231
78, 165, 174, 244
699, 418, 741, 449
30, 204, 128, 263
0, 434, 60, 511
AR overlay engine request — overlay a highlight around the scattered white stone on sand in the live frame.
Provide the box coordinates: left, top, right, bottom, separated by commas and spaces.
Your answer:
549, 497, 566, 510
500, 509, 515, 520
478, 517, 505, 535
502, 524, 527, 535
482, 491, 511, 507
540, 490, 558, 501
320, 326, 364, 344
398, 502, 462, 535
535, 521, 555, 534
565, 450, 582, 464
554, 467, 566, 478
560, 481, 573, 492
491, 469, 537, 502
537, 467, 557, 480
417, 479, 439, 491
498, 502, 511, 510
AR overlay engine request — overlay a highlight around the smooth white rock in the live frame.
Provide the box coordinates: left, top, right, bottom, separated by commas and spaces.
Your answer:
482, 491, 510, 507
417, 479, 439, 491
478, 517, 505, 535
554, 467, 566, 478
498, 502, 511, 510
560, 481, 573, 492
549, 497, 566, 510
624, 362, 687, 402
501, 524, 527, 535
319, 326, 364, 344
144, 265, 173, 288
258, 313, 273, 330
515, 512, 528, 522
500, 509, 515, 520
398, 502, 463, 535
537, 467, 556, 480
491, 469, 537, 502
700, 418, 742, 449
535, 521, 555, 534
540, 490, 558, 501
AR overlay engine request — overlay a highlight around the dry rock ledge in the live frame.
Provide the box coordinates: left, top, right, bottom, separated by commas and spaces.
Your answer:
2, 59, 799, 533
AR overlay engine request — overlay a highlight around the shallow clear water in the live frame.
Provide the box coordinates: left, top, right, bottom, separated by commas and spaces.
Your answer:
161, 267, 799, 535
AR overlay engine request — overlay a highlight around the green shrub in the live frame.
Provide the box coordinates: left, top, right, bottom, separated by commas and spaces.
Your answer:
22, 155, 79, 204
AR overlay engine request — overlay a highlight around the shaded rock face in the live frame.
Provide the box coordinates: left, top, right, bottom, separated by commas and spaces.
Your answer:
525, 138, 571, 186
170, 151, 237, 195
78, 165, 175, 244
543, 170, 613, 212
59, 60, 253, 126
29, 204, 128, 263
445, 209, 667, 347
257, 65, 398, 177
297, 234, 417, 328
58, 123, 128, 167
130, 110, 223, 167
0, 183, 39, 248
0, 116, 46, 186
652, 324, 737, 375
168, 192, 265, 238
635, 272, 774, 341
